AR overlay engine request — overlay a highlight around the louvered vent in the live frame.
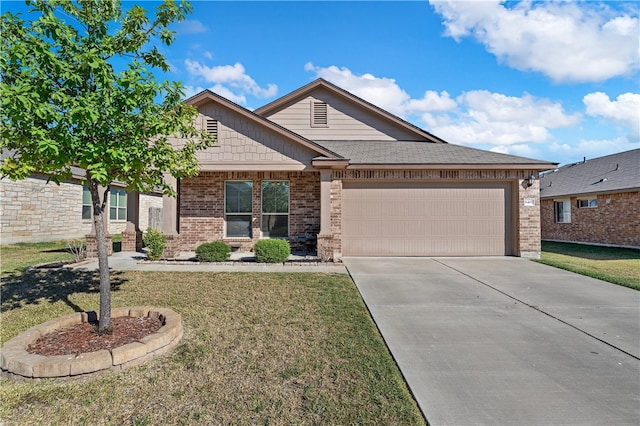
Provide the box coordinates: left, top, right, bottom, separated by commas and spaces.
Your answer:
206, 118, 218, 136
311, 101, 328, 126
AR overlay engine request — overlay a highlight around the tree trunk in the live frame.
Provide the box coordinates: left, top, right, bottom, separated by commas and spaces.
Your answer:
89, 181, 112, 332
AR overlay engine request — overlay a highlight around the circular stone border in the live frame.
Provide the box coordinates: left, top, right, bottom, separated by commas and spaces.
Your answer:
0, 306, 183, 380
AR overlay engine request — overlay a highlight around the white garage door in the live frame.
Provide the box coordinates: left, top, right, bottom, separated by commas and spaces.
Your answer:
342, 182, 512, 256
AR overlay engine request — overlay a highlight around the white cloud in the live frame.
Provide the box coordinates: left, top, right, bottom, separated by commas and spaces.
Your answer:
583, 92, 640, 138
305, 63, 580, 149
174, 20, 208, 35
549, 137, 638, 164
431, 90, 581, 146
184, 60, 278, 103
429, 0, 640, 82
183, 84, 247, 105
305, 62, 457, 117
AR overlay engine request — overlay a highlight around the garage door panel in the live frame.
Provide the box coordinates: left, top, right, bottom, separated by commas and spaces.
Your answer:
342, 182, 511, 256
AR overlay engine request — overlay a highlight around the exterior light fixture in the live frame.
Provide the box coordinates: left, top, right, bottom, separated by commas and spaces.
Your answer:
526, 174, 536, 187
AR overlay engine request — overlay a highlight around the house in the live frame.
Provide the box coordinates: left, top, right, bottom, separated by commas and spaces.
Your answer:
539, 149, 640, 248
154, 79, 556, 260
0, 163, 162, 246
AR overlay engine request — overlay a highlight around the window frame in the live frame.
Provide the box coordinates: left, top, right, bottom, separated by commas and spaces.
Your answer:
82, 185, 92, 220
554, 199, 571, 223
224, 180, 253, 238
261, 180, 290, 239
109, 188, 127, 222
577, 198, 598, 208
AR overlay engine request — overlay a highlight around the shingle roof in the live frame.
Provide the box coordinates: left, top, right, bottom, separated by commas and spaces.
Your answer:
315, 140, 556, 166
539, 149, 640, 199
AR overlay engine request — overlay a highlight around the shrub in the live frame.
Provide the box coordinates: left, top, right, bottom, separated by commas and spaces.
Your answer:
195, 241, 231, 262
143, 228, 167, 261
254, 239, 290, 263
66, 239, 87, 263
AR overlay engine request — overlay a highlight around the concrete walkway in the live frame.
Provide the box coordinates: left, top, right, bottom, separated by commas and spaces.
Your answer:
344, 257, 640, 426
74, 251, 347, 274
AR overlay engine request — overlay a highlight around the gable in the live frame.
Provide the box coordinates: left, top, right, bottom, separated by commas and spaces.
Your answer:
263, 88, 421, 141
192, 100, 324, 171
257, 79, 444, 143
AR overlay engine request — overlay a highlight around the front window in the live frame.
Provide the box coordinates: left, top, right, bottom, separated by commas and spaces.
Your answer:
261, 181, 289, 238
110, 189, 127, 221
554, 200, 571, 223
225, 181, 253, 237
82, 185, 92, 220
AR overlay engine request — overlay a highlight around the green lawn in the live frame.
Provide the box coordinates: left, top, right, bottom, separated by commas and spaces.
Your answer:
0, 244, 425, 425
1, 236, 122, 277
537, 241, 640, 290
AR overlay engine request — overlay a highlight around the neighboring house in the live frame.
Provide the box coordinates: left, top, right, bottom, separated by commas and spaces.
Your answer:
539, 149, 640, 248
155, 79, 556, 260
0, 164, 162, 245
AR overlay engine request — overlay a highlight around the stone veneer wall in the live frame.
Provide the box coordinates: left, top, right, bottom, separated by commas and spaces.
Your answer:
1, 176, 90, 244
1, 175, 162, 244
178, 171, 320, 252
541, 191, 640, 248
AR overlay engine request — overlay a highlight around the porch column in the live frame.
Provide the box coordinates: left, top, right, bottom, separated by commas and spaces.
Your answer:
316, 169, 334, 261
161, 174, 180, 258
86, 185, 113, 258
121, 191, 142, 251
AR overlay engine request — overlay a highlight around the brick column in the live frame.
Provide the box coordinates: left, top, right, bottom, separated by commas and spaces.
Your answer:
517, 176, 542, 259
316, 169, 335, 261
121, 190, 142, 251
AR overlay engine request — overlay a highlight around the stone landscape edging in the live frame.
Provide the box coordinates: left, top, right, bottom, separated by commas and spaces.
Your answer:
0, 306, 183, 380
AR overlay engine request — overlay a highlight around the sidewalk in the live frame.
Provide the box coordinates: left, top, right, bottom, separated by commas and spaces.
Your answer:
74, 251, 348, 274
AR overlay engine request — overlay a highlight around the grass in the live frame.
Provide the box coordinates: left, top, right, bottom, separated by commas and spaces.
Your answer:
0, 245, 425, 425
1, 235, 122, 277
537, 241, 640, 290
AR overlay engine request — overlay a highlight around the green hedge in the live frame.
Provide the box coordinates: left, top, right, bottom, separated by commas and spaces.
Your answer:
195, 241, 231, 262
254, 239, 290, 263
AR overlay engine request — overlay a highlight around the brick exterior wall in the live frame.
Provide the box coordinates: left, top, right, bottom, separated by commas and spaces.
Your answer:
541, 191, 640, 248
1, 175, 162, 245
175, 168, 544, 260
517, 179, 542, 258
178, 171, 320, 252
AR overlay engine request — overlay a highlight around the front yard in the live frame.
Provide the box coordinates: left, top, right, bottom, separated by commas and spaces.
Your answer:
0, 244, 425, 425
537, 241, 640, 290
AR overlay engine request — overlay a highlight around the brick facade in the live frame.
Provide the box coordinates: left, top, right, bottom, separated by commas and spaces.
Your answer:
541, 191, 640, 248
178, 171, 320, 252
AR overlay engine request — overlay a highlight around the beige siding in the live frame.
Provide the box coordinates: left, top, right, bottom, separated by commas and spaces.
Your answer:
266, 88, 421, 141
170, 102, 320, 168
342, 182, 512, 256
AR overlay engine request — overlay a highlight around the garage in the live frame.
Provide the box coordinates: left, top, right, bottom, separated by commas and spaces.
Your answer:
342, 181, 512, 256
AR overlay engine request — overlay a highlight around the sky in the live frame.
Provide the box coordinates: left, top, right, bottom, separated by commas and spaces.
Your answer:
4, 0, 639, 166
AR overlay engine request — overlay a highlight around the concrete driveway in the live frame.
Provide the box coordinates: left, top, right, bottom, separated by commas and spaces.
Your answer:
344, 257, 640, 426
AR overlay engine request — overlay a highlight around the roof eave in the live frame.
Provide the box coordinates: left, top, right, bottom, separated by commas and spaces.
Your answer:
540, 186, 640, 199
346, 163, 557, 170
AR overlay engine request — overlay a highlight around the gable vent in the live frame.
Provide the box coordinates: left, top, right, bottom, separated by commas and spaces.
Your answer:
206, 118, 218, 136
311, 101, 328, 127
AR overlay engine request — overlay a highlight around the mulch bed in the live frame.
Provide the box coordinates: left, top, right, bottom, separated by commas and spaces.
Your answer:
27, 316, 162, 356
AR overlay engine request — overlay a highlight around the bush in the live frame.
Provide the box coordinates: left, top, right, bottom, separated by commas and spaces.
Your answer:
254, 239, 290, 263
195, 241, 231, 262
143, 228, 167, 261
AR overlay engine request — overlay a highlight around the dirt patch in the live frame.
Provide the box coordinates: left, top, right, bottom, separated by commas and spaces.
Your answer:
27, 316, 162, 356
